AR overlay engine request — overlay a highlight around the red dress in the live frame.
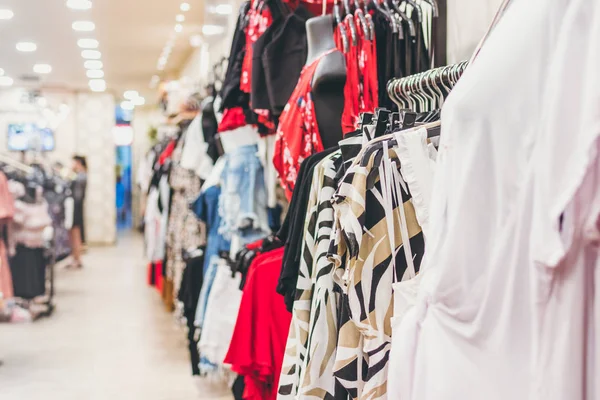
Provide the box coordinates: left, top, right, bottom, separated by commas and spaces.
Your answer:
336, 18, 379, 134
273, 50, 337, 199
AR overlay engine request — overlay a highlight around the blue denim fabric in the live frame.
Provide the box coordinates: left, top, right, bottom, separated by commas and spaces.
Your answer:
194, 256, 218, 328
218, 145, 270, 245
191, 185, 230, 274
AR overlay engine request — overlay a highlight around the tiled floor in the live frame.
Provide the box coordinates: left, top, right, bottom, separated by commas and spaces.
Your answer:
0, 233, 232, 400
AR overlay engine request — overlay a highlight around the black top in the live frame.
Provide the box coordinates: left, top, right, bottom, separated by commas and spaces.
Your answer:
261, 5, 313, 117
220, 3, 250, 111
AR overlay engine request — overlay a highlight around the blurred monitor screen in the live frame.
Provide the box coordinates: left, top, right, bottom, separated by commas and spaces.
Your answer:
7, 123, 55, 152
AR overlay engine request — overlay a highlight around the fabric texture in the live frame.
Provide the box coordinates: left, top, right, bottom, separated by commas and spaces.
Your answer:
393, 2, 600, 399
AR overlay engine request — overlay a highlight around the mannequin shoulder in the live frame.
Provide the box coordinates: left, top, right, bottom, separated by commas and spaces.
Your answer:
312, 50, 347, 90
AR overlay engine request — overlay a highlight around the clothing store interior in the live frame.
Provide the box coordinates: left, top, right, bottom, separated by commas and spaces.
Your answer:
1, 0, 599, 399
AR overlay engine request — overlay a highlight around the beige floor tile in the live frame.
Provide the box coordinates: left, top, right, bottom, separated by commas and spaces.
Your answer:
0, 233, 232, 400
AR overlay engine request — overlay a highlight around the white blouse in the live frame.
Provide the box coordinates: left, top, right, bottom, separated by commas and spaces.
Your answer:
394, 1, 600, 399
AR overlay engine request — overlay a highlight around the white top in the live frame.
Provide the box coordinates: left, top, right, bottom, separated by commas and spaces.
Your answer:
179, 115, 214, 180
394, 1, 600, 400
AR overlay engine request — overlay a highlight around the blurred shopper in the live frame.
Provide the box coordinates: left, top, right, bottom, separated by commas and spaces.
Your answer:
68, 155, 87, 269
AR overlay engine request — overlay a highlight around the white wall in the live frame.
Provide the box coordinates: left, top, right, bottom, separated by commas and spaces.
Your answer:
447, 0, 505, 63
0, 88, 117, 245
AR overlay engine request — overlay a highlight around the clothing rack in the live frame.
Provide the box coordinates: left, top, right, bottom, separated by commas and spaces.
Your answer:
386, 60, 468, 111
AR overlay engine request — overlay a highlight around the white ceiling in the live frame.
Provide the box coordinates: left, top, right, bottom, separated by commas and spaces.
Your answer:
0, 0, 206, 100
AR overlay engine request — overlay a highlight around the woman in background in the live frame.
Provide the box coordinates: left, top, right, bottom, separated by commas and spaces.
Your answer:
69, 155, 87, 269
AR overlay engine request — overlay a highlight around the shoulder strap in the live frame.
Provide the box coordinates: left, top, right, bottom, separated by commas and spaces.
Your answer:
469, 0, 513, 64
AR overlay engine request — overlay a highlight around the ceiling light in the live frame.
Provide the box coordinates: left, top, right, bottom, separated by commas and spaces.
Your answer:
16, 42, 37, 52
176, 14, 185, 22
149, 75, 160, 88
214, 4, 233, 15
132, 96, 146, 106
120, 101, 134, 111
123, 90, 139, 100
72, 21, 95, 31
89, 79, 106, 92
0, 9, 14, 20
77, 38, 99, 49
0, 76, 14, 87
202, 25, 225, 36
66, 0, 92, 10
86, 69, 104, 78
84, 60, 103, 69
180, 2, 190, 12
189, 34, 203, 48
81, 49, 101, 59
0, 68, 4, 76
33, 64, 52, 74
174, 24, 183, 33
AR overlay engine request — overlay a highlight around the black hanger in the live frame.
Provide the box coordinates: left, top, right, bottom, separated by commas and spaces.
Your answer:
334, 0, 350, 53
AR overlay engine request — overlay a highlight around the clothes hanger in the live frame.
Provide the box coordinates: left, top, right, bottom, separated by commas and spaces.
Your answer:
342, 0, 359, 46
353, 0, 370, 40
370, 0, 398, 33
360, 119, 440, 168
334, 0, 350, 53
391, 0, 416, 36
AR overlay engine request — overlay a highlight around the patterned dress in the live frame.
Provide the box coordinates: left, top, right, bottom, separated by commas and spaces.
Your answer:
278, 152, 342, 399
165, 133, 204, 307
330, 146, 425, 400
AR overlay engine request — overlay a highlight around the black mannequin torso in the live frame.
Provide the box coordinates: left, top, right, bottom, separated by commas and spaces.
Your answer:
306, 15, 346, 149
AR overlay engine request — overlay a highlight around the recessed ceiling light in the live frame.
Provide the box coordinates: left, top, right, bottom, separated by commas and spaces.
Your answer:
84, 60, 103, 69
180, 2, 190, 12
176, 14, 185, 22
174, 24, 183, 33
0, 9, 14, 20
16, 42, 37, 52
214, 4, 233, 15
81, 49, 101, 59
120, 100, 134, 111
89, 79, 106, 92
123, 90, 139, 100
72, 21, 95, 31
33, 64, 52, 74
86, 69, 104, 78
189, 34, 203, 48
66, 0, 92, 10
149, 75, 160, 88
0, 76, 14, 87
77, 38, 99, 49
202, 25, 225, 36
132, 96, 146, 106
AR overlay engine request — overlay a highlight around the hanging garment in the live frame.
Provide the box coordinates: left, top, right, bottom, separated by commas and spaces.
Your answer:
329, 144, 425, 400
394, 128, 437, 239
280, 152, 346, 399
179, 114, 215, 180
198, 259, 243, 374
10, 245, 47, 300
165, 130, 203, 306
11, 199, 53, 249
273, 49, 338, 199
218, 144, 270, 251
393, 1, 600, 400
224, 247, 290, 400
0, 172, 14, 299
